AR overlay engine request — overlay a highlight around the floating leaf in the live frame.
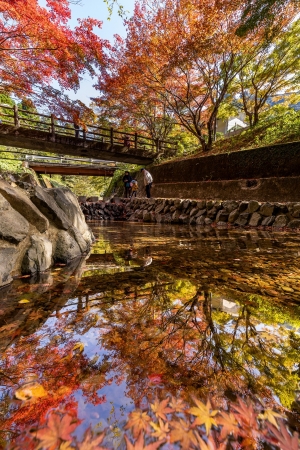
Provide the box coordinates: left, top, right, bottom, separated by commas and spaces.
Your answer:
217, 411, 239, 440
150, 398, 172, 421
34, 412, 79, 449
124, 433, 162, 450
150, 418, 170, 440
189, 399, 218, 434
125, 410, 151, 438
258, 409, 283, 428
170, 419, 198, 450
78, 429, 107, 450
15, 382, 47, 401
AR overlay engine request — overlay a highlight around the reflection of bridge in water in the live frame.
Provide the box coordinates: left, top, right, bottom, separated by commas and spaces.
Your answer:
0, 104, 177, 165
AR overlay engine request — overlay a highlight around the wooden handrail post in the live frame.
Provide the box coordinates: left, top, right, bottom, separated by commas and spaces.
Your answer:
50, 114, 55, 141
110, 127, 114, 146
13, 104, 20, 127
134, 132, 138, 150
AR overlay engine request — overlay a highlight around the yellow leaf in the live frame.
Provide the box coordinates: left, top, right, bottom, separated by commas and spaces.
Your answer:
18, 299, 30, 304
15, 382, 47, 401
60, 442, 73, 450
258, 409, 283, 428
73, 342, 85, 353
150, 418, 170, 440
189, 399, 218, 434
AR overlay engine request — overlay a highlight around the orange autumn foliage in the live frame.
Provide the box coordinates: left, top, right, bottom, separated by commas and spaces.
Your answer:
0, 0, 104, 103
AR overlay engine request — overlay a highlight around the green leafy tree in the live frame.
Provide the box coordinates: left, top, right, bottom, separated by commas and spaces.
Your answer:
232, 19, 300, 127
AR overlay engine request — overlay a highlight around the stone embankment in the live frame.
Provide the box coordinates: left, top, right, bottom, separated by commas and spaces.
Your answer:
80, 197, 300, 230
0, 174, 94, 289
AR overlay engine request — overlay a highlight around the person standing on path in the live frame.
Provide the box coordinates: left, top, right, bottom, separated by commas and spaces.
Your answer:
122, 171, 132, 198
141, 168, 153, 198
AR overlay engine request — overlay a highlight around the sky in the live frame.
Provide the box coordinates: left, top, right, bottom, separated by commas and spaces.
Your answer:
40, 0, 135, 103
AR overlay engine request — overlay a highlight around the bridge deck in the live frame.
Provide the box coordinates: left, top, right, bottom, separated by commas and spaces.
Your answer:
0, 124, 154, 165
28, 162, 116, 176
0, 104, 177, 164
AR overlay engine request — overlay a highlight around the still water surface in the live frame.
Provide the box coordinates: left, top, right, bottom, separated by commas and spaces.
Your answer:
1, 222, 300, 446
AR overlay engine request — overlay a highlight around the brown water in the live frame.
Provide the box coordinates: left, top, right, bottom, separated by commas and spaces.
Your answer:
0, 222, 300, 447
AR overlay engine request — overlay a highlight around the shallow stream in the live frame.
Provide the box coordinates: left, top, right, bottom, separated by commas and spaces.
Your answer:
1, 222, 300, 447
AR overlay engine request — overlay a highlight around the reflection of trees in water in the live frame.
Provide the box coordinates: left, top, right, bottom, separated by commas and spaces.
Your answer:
99, 281, 300, 411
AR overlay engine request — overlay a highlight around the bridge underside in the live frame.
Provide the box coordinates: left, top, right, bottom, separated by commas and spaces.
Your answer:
0, 124, 154, 165
28, 162, 116, 177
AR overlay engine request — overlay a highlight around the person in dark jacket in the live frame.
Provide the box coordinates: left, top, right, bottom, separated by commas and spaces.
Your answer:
122, 171, 132, 198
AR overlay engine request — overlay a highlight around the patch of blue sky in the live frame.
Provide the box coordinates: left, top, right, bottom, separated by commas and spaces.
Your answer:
37, 0, 135, 103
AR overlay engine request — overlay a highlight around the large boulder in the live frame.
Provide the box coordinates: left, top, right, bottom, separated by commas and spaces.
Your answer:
30, 186, 71, 230
54, 230, 87, 263
0, 247, 18, 287
0, 194, 29, 244
21, 235, 53, 275
47, 188, 90, 236
0, 180, 49, 233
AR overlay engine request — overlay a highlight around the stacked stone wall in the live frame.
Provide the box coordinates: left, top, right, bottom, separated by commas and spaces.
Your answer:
80, 197, 300, 230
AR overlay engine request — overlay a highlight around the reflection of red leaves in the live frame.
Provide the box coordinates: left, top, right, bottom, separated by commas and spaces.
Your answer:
266, 422, 299, 450
148, 374, 163, 385
34, 412, 79, 450
125, 433, 162, 450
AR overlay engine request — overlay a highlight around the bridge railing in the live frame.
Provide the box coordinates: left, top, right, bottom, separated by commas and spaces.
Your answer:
0, 104, 178, 157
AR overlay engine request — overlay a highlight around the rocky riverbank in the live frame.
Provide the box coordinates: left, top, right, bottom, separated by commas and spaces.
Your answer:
0, 175, 94, 288
80, 197, 300, 230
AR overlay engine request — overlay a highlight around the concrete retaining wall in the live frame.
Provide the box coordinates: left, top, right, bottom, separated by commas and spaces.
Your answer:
127, 141, 300, 202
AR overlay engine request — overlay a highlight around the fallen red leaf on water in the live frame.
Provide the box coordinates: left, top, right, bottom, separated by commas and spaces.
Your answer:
148, 374, 163, 384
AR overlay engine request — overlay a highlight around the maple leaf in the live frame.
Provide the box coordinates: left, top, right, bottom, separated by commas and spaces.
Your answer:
258, 409, 283, 428
169, 397, 186, 413
124, 433, 162, 450
125, 410, 151, 438
232, 398, 258, 429
34, 412, 79, 450
60, 442, 73, 450
150, 418, 170, 440
189, 399, 218, 434
169, 419, 198, 450
217, 411, 239, 440
150, 398, 172, 421
266, 422, 300, 450
78, 429, 108, 450
195, 432, 227, 450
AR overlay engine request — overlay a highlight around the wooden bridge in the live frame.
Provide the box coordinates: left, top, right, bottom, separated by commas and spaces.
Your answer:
0, 104, 177, 165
